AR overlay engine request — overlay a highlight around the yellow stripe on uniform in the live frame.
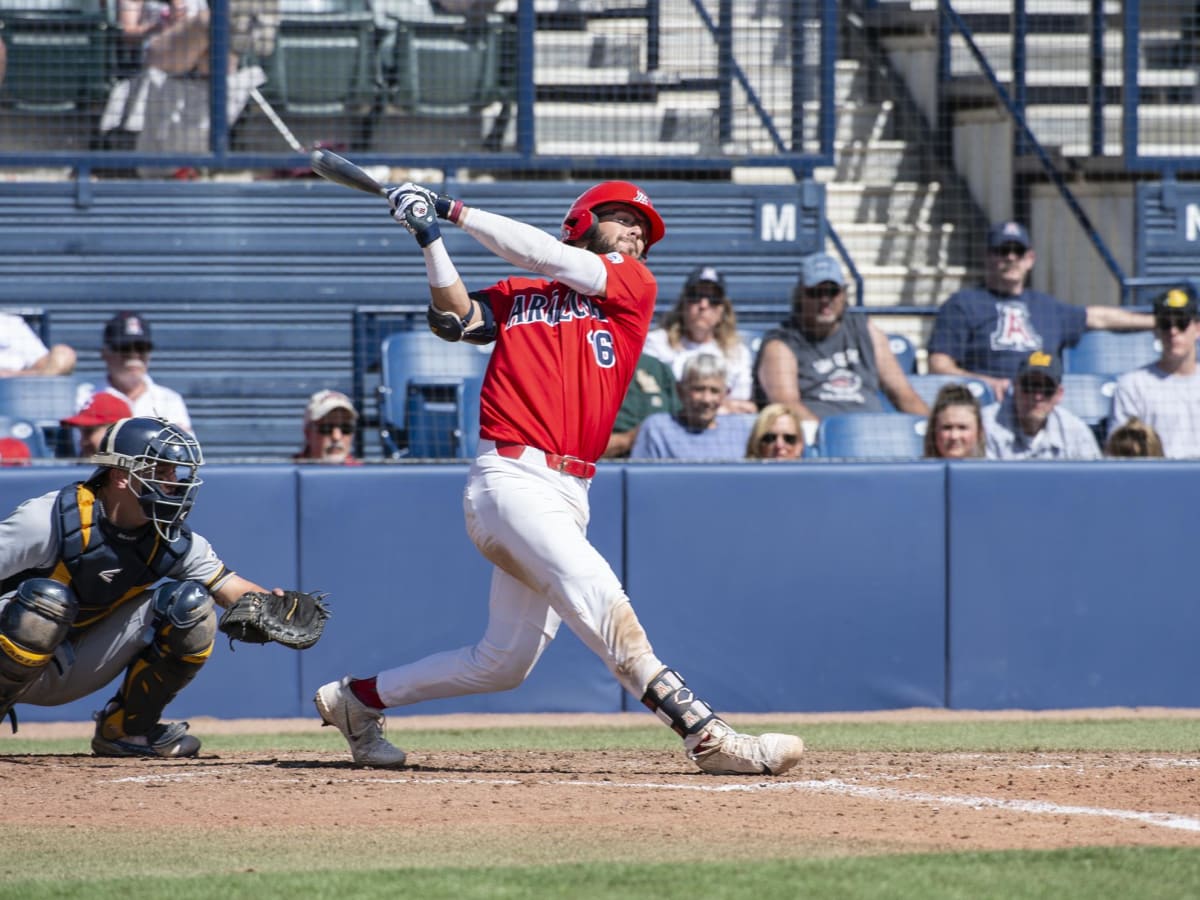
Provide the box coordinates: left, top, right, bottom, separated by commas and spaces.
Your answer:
0, 634, 52, 668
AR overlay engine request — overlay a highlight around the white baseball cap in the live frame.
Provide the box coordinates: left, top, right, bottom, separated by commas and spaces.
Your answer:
305, 390, 358, 424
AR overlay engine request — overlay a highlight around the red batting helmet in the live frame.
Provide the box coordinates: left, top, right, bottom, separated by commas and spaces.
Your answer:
560, 181, 666, 251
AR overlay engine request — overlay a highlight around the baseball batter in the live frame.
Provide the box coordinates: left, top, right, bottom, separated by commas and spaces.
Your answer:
315, 182, 804, 776
0, 417, 285, 757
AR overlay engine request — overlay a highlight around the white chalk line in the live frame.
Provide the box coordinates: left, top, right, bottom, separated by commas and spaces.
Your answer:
104, 771, 1200, 833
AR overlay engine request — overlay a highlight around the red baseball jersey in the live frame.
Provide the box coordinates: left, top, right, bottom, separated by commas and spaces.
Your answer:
477, 251, 657, 462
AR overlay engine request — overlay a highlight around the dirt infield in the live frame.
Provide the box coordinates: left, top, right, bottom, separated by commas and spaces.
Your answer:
4, 709, 1200, 865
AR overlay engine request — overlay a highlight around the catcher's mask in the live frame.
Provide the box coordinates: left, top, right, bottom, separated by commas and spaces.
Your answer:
560, 181, 666, 253
92, 416, 204, 542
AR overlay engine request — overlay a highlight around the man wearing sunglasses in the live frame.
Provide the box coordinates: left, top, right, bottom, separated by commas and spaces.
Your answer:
753, 251, 927, 433
1107, 285, 1200, 458
928, 221, 1153, 401
100, 311, 193, 434
295, 389, 361, 464
981, 350, 1101, 459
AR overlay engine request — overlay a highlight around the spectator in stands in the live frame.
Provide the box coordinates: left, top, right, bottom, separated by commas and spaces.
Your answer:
643, 265, 757, 414
630, 353, 754, 460
928, 221, 1154, 401
1107, 284, 1200, 459
0, 32, 6, 91
603, 353, 681, 458
1104, 418, 1165, 459
0, 313, 77, 377
101, 312, 193, 433
745, 403, 805, 461
295, 389, 360, 464
981, 351, 1101, 460
61, 392, 134, 459
922, 383, 985, 459
0, 437, 30, 467
753, 252, 928, 429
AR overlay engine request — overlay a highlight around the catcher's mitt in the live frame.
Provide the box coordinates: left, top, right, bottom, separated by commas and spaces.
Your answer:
218, 590, 330, 650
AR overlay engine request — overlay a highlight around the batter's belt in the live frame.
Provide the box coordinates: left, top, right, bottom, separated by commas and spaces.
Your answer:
494, 441, 597, 479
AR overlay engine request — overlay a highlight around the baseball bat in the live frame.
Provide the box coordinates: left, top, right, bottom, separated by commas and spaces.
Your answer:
249, 87, 306, 155
309, 149, 388, 198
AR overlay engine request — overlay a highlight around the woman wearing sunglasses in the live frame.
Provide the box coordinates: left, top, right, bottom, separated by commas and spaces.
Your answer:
745, 403, 805, 460
642, 265, 757, 414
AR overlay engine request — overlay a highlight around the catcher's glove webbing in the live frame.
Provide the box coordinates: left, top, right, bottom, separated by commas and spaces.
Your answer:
218, 590, 330, 650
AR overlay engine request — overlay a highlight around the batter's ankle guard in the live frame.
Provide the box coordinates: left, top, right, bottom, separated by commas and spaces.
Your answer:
640, 667, 718, 738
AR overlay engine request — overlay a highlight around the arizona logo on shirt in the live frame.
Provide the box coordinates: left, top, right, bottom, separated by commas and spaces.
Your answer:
990, 301, 1042, 352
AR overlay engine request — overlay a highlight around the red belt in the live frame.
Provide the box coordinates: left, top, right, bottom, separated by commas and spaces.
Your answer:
494, 441, 597, 479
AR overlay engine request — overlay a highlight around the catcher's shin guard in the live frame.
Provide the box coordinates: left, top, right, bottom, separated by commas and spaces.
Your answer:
97, 582, 215, 739
640, 667, 718, 738
0, 579, 78, 731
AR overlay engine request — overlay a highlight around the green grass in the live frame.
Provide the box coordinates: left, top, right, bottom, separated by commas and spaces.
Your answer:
4, 717, 1199, 755
3, 849, 1200, 900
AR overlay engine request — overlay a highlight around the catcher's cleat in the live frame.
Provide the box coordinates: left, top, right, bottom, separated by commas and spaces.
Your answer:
91, 719, 201, 759
687, 720, 804, 776
314, 677, 407, 768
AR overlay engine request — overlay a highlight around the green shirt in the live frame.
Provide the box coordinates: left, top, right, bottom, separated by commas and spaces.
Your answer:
613, 354, 681, 432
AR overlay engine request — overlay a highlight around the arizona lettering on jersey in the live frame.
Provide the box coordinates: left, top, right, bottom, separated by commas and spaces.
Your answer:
478, 252, 657, 462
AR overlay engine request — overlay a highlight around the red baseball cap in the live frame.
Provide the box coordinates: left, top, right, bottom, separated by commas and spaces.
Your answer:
62, 391, 133, 427
0, 437, 32, 466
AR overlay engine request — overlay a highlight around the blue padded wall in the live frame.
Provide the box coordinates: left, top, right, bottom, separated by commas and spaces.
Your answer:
297, 465, 624, 715
622, 463, 947, 712
947, 461, 1200, 709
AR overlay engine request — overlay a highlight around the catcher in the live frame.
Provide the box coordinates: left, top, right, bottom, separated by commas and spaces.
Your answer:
0, 416, 328, 758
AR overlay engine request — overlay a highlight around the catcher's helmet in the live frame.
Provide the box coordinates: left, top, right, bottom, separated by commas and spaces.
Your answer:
92, 416, 204, 542
560, 181, 666, 251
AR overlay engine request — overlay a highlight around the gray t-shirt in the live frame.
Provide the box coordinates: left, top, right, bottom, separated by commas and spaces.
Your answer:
0, 490, 229, 592
982, 399, 1101, 460
1108, 365, 1200, 459
630, 413, 755, 460
753, 314, 883, 418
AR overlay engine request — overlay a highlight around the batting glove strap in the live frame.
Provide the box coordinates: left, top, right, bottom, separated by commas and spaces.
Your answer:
434, 195, 464, 225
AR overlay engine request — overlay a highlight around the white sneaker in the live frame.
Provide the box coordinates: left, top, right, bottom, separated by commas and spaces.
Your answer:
688, 719, 804, 776
314, 677, 407, 768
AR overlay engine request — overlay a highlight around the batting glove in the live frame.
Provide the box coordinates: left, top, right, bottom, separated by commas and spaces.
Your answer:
388, 184, 442, 247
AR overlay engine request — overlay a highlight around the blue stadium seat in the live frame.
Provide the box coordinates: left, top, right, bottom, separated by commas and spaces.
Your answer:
1064, 331, 1159, 377
816, 413, 926, 460
907, 373, 996, 409
404, 375, 482, 459
0, 415, 51, 458
1059, 373, 1116, 443
379, 330, 492, 456
886, 333, 916, 374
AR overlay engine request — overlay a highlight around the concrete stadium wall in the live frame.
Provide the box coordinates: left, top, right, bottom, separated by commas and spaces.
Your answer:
3, 461, 1197, 723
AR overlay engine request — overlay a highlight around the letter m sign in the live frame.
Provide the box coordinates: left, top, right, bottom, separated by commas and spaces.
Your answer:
759, 203, 796, 242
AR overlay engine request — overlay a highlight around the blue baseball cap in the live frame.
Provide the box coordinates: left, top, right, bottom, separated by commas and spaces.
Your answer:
1152, 284, 1199, 319
683, 264, 726, 297
987, 221, 1032, 250
799, 252, 845, 289
1017, 350, 1062, 385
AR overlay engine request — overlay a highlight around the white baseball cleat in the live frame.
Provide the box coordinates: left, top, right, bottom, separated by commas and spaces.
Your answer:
688, 719, 804, 776
314, 676, 407, 768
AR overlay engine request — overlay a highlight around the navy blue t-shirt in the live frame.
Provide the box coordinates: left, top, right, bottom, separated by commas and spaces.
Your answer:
927, 286, 1088, 380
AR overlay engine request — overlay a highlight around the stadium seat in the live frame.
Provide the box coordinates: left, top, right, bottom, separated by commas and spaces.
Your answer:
886, 333, 916, 374
264, 0, 377, 115
404, 375, 483, 458
0, 415, 51, 458
907, 373, 996, 409
378, 330, 492, 456
1058, 373, 1116, 443
1064, 331, 1159, 377
0, 0, 112, 113
816, 413, 926, 460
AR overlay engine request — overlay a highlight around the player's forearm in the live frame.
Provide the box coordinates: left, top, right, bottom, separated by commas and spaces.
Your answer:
459, 207, 606, 296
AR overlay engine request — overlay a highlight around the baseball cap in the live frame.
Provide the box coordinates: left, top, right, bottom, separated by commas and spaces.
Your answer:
305, 389, 358, 424
103, 311, 153, 350
62, 391, 133, 428
799, 252, 845, 289
0, 437, 32, 466
987, 221, 1032, 251
683, 265, 726, 297
1016, 350, 1062, 385
1152, 284, 1199, 319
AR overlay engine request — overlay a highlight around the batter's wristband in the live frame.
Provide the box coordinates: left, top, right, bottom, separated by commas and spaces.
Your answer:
435, 195, 464, 225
